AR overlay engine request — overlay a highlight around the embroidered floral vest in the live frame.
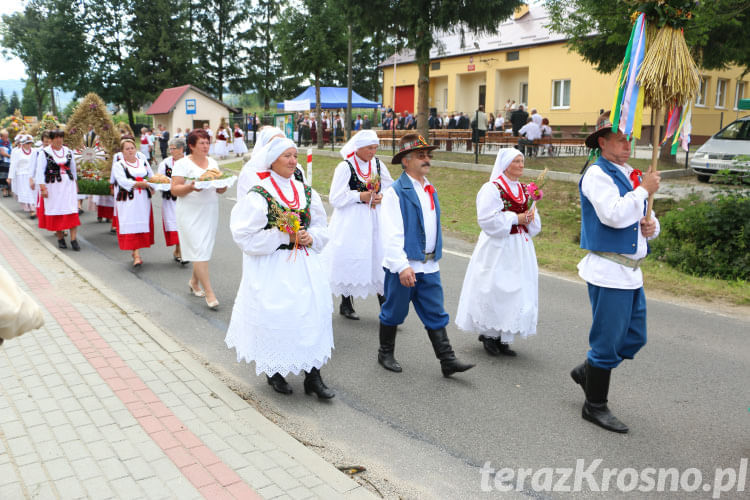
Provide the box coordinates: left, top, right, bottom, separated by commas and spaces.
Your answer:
493, 181, 528, 234
251, 184, 312, 250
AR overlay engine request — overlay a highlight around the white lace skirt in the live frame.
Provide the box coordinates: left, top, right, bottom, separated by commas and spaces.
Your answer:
225, 251, 334, 376
455, 231, 539, 342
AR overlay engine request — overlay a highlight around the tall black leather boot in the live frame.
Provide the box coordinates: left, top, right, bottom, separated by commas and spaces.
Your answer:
304, 367, 335, 399
570, 360, 586, 393
428, 328, 475, 378
378, 323, 402, 372
582, 363, 629, 433
339, 296, 359, 320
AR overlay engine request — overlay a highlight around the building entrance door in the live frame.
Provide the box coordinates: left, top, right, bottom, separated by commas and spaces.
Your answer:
478, 85, 486, 108
394, 86, 415, 114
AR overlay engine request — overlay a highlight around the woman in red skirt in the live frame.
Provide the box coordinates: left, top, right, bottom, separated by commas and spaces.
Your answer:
34, 129, 81, 250
112, 138, 155, 267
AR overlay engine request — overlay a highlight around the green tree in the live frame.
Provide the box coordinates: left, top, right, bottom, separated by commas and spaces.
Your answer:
358, 0, 523, 138
0, 8, 48, 117
194, 0, 249, 100
0, 89, 8, 117
21, 78, 49, 117
128, 0, 196, 105
8, 91, 21, 114
546, 0, 750, 74
276, 0, 348, 148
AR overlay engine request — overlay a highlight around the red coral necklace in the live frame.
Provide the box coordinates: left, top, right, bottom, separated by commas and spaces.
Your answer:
496, 176, 525, 204
270, 176, 300, 209
353, 155, 371, 179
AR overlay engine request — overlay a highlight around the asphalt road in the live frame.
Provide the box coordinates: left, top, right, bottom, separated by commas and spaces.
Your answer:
3, 192, 749, 499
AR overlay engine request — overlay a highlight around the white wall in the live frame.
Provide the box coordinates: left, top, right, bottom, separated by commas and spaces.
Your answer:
455, 72, 486, 114
496, 68, 529, 110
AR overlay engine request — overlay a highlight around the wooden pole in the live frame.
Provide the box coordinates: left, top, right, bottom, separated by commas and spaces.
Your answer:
645, 106, 662, 221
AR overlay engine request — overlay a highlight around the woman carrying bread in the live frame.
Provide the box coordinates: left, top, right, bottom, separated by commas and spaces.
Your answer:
170, 129, 227, 310
156, 137, 185, 264
112, 137, 155, 266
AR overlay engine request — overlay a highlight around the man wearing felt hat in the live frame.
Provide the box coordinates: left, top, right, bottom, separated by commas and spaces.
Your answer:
571, 111, 661, 433
377, 134, 475, 378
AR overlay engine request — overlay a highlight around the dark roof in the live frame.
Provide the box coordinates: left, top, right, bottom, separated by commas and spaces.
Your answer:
146, 85, 239, 115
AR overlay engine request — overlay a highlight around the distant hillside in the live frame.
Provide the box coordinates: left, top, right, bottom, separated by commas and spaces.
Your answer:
0, 79, 76, 108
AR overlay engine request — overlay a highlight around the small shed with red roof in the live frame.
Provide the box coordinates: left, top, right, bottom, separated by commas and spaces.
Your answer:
146, 85, 239, 137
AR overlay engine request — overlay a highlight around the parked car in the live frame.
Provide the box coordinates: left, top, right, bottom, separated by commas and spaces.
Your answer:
690, 115, 750, 182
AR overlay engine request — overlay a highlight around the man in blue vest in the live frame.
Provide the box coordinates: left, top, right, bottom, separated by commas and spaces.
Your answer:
378, 134, 475, 377
571, 112, 660, 433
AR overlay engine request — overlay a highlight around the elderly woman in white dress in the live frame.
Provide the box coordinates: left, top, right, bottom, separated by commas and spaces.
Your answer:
170, 129, 227, 310
324, 130, 393, 320
236, 126, 305, 199
455, 148, 541, 357
8, 134, 37, 218
112, 138, 155, 266
226, 138, 334, 399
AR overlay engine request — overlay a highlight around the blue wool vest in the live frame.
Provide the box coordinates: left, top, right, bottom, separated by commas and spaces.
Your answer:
579, 157, 645, 254
392, 173, 443, 262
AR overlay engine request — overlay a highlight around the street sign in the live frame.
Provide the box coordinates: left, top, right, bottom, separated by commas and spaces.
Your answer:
185, 99, 196, 115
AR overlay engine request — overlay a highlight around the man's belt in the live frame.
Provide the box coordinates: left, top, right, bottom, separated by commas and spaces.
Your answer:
422, 252, 436, 263
592, 251, 644, 270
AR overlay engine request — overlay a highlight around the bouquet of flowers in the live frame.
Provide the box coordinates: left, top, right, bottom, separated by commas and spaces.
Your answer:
525, 167, 548, 211
269, 203, 303, 260
366, 172, 381, 209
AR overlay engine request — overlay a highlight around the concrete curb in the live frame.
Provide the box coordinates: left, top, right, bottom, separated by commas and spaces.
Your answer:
0, 202, 370, 498
309, 147, 693, 182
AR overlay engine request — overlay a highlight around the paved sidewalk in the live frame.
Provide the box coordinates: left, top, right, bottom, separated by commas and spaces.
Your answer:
0, 206, 373, 499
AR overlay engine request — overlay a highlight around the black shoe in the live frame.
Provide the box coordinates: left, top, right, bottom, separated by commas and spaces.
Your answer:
266, 373, 293, 395
70, 239, 80, 251
582, 363, 629, 433
570, 361, 586, 393
110, 228, 116, 234
428, 328, 475, 377
304, 368, 335, 399
494, 339, 517, 357
78, 208, 83, 215
378, 323, 402, 372
97, 216, 102, 222
377, 294, 386, 307
478, 335, 501, 356
57, 238, 67, 249
339, 296, 359, 320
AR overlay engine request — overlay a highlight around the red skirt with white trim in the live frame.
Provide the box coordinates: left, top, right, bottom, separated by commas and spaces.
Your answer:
97, 205, 114, 219
163, 219, 179, 247
117, 209, 154, 250
45, 212, 80, 231
36, 193, 47, 230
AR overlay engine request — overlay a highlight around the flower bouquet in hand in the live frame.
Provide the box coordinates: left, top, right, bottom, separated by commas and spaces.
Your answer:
270, 203, 303, 260
524, 167, 548, 221
366, 172, 381, 209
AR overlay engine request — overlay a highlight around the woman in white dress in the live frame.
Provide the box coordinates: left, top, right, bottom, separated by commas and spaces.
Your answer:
112, 138, 155, 266
170, 129, 227, 310
226, 138, 334, 399
8, 135, 37, 218
324, 129, 393, 319
214, 124, 229, 159
35, 129, 81, 250
455, 148, 541, 357
236, 126, 306, 199
232, 123, 248, 157
157, 137, 184, 263
139, 127, 152, 164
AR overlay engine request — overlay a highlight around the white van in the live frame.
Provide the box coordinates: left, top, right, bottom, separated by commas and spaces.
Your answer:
690, 115, 750, 182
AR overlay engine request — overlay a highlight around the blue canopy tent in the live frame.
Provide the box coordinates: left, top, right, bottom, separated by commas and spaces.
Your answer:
277, 86, 380, 109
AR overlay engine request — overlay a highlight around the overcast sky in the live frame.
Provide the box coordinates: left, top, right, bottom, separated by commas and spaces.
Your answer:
1, 0, 29, 80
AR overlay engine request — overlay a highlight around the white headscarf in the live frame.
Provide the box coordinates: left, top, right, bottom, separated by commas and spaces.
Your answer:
490, 148, 524, 181
340, 130, 379, 160
245, 126, 285, 172
260, 138, 297, 171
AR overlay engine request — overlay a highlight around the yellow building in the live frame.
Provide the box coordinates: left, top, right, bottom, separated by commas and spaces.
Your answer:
380, 4, 749, 143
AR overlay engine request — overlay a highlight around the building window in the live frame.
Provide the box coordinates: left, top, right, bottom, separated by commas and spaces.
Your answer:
506, 51, 519, 61
715, 78, 728, 108
735, 81, 746, 110
431, 62, 440, 70
552, 80, 570, 108
695, 76, 708, 106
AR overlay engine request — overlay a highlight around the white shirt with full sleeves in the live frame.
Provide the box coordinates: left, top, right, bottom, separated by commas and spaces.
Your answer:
35, 145, 78, 216
322, 155, 394, 298
380, 173, 439, 275
225, 171, 333, 377
112, 157, 153, 235
455, 176, 541, 342
577, 162, 660, 290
